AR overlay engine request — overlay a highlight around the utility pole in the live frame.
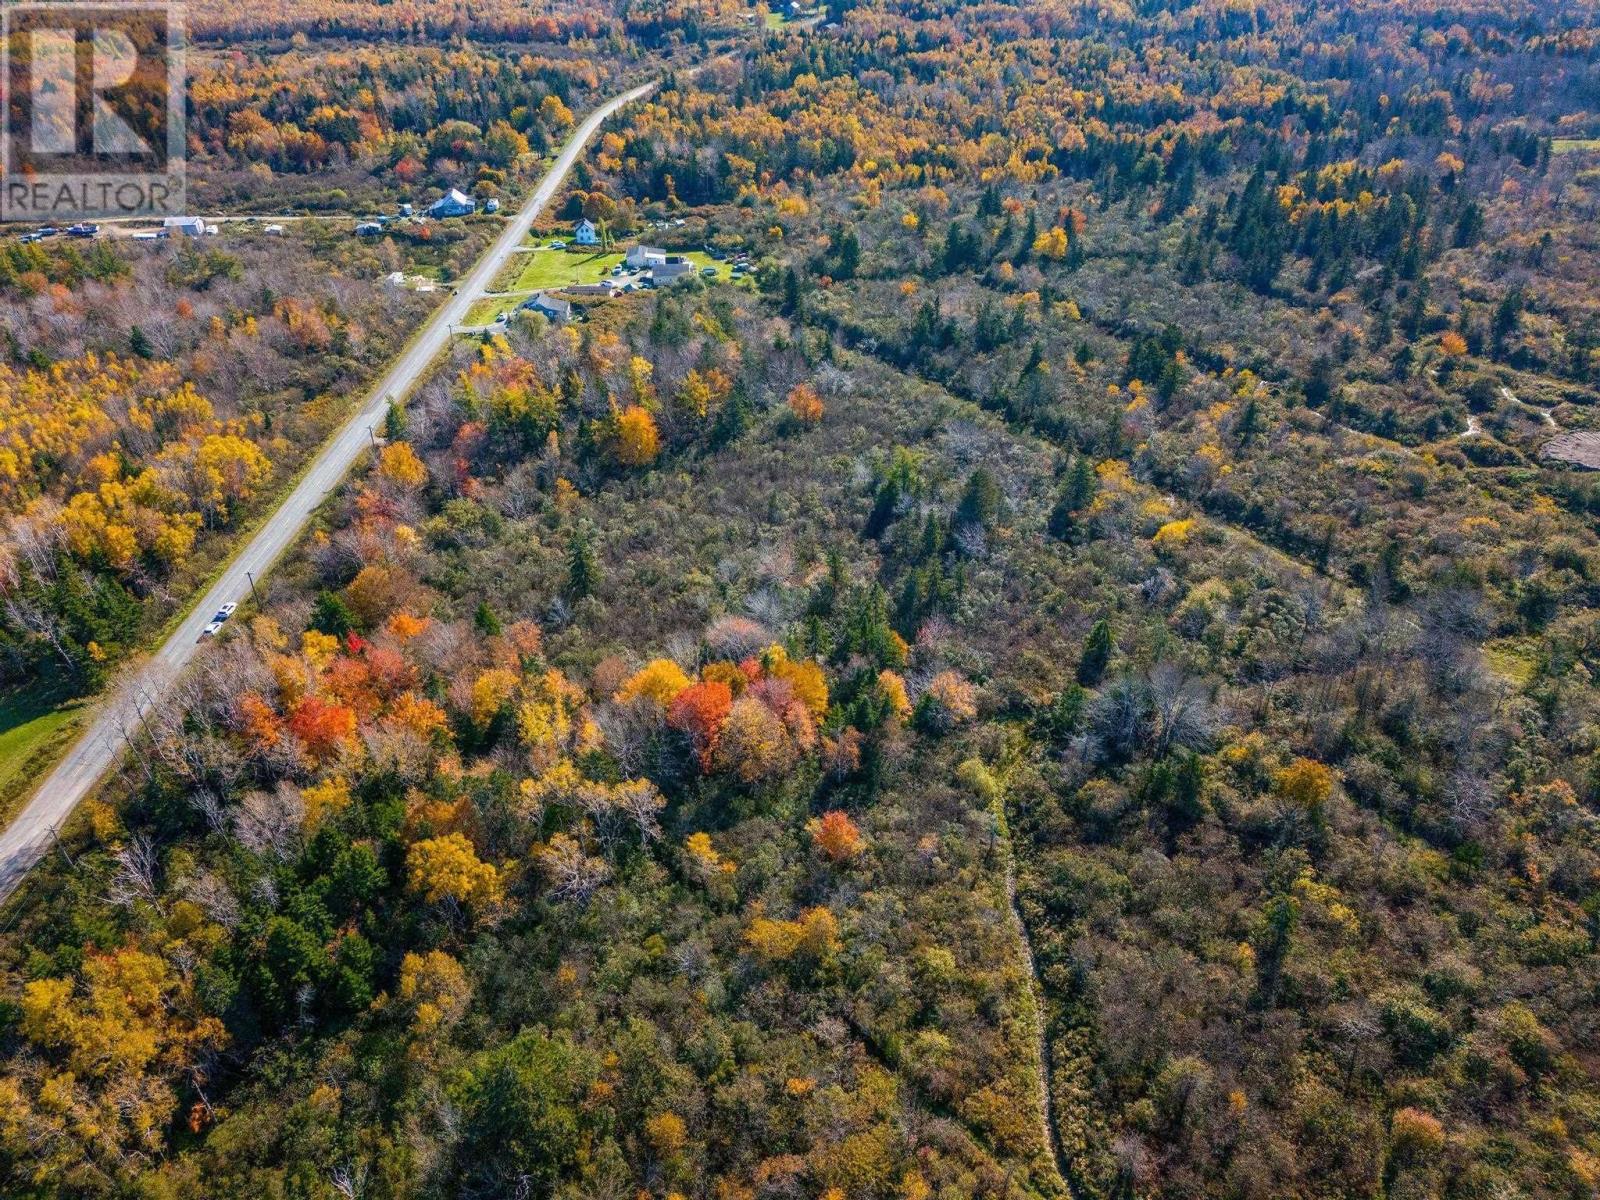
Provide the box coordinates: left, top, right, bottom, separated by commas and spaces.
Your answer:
48, 823, 75, 870
246, 570, 262, 607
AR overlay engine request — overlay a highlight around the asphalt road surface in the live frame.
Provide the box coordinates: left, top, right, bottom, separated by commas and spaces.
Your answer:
0, 78, 658, 902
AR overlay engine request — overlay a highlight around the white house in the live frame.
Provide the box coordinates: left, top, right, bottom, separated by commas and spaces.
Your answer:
162, 216, 206, 237
355, 221, 384, 236
484, 198, 501, 214
625, 244, 667, 269
428, 188, 476, 218
574, 218, 600, 246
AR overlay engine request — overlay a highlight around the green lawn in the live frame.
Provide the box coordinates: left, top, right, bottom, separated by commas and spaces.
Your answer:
1551, 138, 1600, 155
456, 247, 755, 330
466, 298, 511, 326
509, 247, 627, 292
764, 6, 819, 28
0, 680, 87, 827
1484, 636, 1540, 688
498, 247, 747, 300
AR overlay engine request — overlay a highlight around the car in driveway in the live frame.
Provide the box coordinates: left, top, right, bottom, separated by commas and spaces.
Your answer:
200, 601, 237, 639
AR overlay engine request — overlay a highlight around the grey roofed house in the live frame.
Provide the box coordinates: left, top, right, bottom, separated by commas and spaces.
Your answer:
427, 188, 476, 218
520, 291, 572, 322
650, 260, 695, 284
162, 216, 206, 237
625, 244, 668, 268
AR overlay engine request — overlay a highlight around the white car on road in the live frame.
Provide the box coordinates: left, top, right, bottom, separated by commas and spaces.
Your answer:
200, 602, 237, 639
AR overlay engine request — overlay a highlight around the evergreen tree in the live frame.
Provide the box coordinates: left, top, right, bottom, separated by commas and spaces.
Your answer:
1077, 617, 1114, 686
955, 467, 1002, 531
311, 590, 356, 637
474, 601, 502, 637
384, 398, 407, 441
566, 527, 599, 599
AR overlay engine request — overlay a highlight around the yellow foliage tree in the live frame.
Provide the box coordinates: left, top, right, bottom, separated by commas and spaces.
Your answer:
378, 441, 429, 490
615, 658, 691, 707
397, 949, 471, 1035
1274, 757, 1335, 815
1033, 225, 1070, 259
470, 667, 520, 728
16, 947, 227, 1163
763, 645, 829, 717
614, 404, 660, 466
745, 906, 841, 963
406, 833, 502, 907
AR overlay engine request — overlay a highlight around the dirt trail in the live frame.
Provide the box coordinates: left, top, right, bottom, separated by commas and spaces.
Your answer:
995, 804, 1077, 1198
1501, 385, 1558, 428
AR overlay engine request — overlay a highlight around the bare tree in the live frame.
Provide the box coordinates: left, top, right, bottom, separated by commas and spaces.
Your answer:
107, 834, 163, 911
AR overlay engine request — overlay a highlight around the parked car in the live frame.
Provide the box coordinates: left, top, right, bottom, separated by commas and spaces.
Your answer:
549, 240, 567, 250
200, 601, 237, 639
67, 223, 99, 238
701, 266, 718, 277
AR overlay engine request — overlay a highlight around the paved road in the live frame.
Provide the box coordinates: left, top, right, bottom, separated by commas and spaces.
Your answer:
0, 78, 658, 902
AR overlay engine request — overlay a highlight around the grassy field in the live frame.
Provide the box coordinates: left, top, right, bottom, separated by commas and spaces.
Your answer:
764, 5, 820, 28
463, 247, 750, 325
1484, 636, 1541, 688
0, 681, 87, 828
465, 299, 509, 326
1551, 137, 1600, 155
508, 247, 626, 291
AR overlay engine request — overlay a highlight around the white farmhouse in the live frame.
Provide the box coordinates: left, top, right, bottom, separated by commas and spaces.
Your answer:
626, 244, 668, 269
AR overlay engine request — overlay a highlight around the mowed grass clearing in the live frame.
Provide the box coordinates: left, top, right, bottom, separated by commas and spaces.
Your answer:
0, 680, 88, 827
509, 247, 626, 291
1551, 137, 1600, 155
456, 247, 757, 329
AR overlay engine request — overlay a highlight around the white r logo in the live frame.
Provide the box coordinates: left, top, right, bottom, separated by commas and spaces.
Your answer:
27, 24, 151, 155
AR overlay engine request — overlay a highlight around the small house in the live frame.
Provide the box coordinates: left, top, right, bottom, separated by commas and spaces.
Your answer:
263, 223, 284, 235
567, 282, 617, 297
355, 221, 384, 236
625, 244, 667, 269
651, 260, 695, 285
484, 198, 501, 214
428, 188, 476, 218
574, 218, 600, 246
162, 216, 206, 238
521, 291, 573, 322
